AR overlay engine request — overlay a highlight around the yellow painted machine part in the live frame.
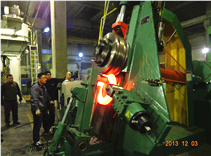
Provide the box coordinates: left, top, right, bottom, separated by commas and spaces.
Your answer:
98, 8, 117, 44
162, 20, 188, 126
30, 30, 34, 78
98, 1, 117, 44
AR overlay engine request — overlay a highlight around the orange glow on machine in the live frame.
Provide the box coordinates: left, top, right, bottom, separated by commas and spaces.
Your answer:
97, 74, 117, 105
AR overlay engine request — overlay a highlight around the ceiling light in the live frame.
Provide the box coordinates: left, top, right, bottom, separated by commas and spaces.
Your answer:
43, 27, 50, 33
202, 48, 210, 54
79, 53, 83, 57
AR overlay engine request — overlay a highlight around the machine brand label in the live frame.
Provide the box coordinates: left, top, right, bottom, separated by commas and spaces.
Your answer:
186, 71, 192, 81
125, 110, 130, 119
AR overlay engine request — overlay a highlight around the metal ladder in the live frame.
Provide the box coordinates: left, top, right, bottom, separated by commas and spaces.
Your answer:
29, 45, 39, 85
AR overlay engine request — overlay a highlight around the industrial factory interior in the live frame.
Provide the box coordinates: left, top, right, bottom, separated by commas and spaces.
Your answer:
1, 1, 211, 156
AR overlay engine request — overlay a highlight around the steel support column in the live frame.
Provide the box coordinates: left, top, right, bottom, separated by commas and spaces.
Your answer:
50, 1, 67, 78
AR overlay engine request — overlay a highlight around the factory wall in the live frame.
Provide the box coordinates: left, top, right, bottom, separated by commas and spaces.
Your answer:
21, 66, 28, 75
67, 43, 95, 76
37, 38, 95, 78
188, 33, 207, 61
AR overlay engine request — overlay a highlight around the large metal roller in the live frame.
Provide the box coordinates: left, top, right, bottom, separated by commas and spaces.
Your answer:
94, 33, 129, 75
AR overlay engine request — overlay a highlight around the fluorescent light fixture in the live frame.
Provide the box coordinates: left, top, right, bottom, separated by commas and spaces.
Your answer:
79, 52, 83, 57
4, 6, 9, 15
43, 27, 50, 33
202, 47, 210, 54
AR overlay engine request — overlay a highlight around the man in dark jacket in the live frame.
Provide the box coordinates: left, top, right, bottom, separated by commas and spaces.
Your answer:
1, 74, 22, 127
44, 71, 64, 128
31, 72, 51, 146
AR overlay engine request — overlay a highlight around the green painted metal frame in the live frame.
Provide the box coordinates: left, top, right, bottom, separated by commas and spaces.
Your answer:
206, 26, 211, 65
112, 89, 171, 155
192, 60, 211, 83
70, 68, 99, 133
46, 68, 100, 155
45, 1, 208, 156
66, 68, 99, 154
109, 1, 172, 155
126, 1, 171, 121
150, 125, 206, 155
207, 26, 211, 48
192, 27, 211, 145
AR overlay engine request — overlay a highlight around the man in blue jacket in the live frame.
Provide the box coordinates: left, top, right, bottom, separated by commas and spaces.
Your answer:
31, 72, 51, 146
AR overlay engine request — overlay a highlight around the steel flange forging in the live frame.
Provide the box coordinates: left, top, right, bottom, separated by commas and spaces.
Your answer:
94, 33, 129, 75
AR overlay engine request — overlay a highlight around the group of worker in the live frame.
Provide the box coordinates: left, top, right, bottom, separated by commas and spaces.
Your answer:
1, 71, 80, 146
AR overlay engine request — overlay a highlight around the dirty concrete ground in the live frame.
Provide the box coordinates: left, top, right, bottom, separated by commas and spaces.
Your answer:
1, 102, 55, 156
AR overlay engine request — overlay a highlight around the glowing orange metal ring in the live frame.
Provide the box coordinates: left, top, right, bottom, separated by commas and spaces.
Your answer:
97, 74, 116, 105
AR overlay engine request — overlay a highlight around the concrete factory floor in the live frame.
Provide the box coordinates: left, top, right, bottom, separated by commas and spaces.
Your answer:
1, 102, 50, 156
1, 102, 211, 156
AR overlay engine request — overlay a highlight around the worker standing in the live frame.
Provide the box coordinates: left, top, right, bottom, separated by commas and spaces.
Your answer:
64, 72, 72, 81
44, 71, 64, 129
31, 73, 51, 146
1, 74, 22, 127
